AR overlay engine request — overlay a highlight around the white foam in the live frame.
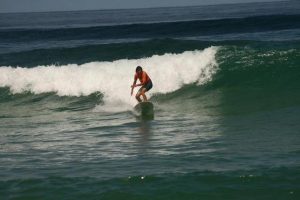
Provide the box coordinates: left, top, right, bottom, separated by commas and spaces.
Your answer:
0, 47, 219, 110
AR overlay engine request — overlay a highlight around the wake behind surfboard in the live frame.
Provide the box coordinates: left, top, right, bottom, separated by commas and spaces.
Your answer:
134, 101, 154, 120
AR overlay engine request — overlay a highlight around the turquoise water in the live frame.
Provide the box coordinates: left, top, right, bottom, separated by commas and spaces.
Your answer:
1, 1, 300, 199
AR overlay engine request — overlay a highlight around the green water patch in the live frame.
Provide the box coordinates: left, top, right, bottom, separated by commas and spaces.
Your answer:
152, 44, 300, 116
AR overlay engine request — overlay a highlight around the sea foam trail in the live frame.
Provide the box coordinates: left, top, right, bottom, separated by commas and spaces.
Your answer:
0, 47, 218, 108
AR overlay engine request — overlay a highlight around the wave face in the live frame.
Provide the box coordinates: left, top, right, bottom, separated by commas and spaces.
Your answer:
197, 44, 300, 115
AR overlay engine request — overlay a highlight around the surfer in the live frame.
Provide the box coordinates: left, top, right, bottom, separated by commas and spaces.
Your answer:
131, 66, 153, 102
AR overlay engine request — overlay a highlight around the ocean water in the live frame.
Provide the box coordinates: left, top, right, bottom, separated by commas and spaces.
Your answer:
1, 1, 300, 199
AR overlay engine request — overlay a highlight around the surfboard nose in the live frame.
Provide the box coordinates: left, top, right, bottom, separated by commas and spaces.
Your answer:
134, 102, 154, 120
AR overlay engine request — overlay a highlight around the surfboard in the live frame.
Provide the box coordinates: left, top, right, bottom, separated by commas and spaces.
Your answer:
134, 101, 154, 120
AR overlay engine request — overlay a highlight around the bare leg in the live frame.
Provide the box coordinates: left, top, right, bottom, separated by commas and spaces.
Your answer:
141, 88, 148, 102
135, 91, 142, 102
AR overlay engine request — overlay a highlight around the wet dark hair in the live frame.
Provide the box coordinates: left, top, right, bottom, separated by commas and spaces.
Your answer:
136, 66, 142, 72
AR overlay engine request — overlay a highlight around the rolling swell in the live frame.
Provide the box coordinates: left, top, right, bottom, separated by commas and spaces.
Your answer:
1, 39, 300, 68
1, 14, 300, 43
0, 39, 209, 67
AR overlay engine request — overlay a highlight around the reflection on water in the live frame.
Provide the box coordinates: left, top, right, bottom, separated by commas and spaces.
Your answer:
137, 121, 151, 138
136, 120, 153, 154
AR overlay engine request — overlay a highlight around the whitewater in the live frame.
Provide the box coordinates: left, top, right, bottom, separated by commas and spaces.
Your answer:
0, 47, 218, 108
